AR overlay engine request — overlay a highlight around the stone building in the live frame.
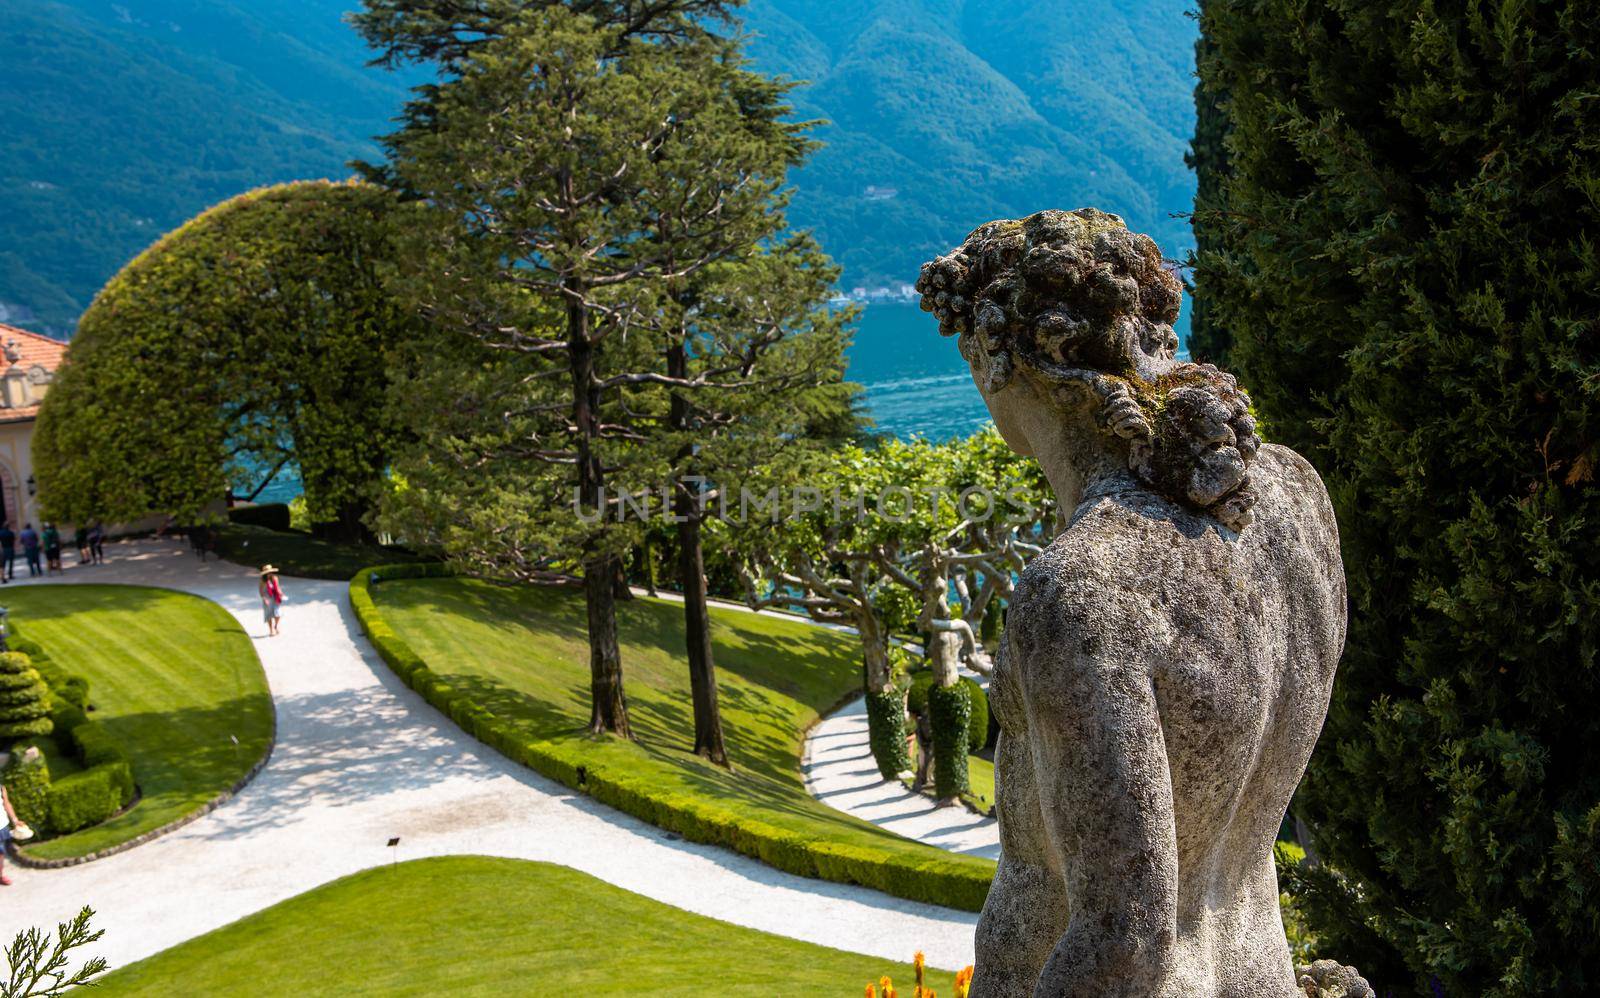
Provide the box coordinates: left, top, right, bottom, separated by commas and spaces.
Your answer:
0, 322, 68, 529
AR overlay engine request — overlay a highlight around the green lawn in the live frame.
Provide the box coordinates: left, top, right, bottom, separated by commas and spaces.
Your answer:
373, 577, 979, 872
216, 523, 421, 581
95, 856, 960, 995
5, 585, 272, 860
966, 755, 995, 813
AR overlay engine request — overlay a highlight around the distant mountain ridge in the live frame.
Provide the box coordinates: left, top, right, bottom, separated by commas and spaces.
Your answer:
0, 0, 1197, 336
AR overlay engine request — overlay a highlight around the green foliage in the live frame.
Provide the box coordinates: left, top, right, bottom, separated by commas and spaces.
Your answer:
1194, 2, 1600, 993
34, 180, 418, 534
964, 677, 989, 754
227, 504, 291, 532
213, 523, 418, 581
927, 681, 970, 800
0, 905, 108, 998
5, 634, 87, 710
0, 653, 53, 741
863, 687, 910, 781
906, 671, 987, 754
1, 750, 52, 831
350, 566, 994, 911
1183, 12, 1230, 365
0, 658, 133, 839
3, 3, 1199, 345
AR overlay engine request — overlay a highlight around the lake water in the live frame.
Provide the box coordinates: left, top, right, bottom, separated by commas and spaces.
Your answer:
847, 304, 988, 440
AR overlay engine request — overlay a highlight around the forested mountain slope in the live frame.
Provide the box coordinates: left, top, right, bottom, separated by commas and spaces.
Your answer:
0, 0, 1196, 335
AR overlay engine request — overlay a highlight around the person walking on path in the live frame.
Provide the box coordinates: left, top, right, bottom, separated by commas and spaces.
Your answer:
20, 524, 41, 578
259, 566, 285, 637
74, 524, 90, 564
41, 524, 62, 575
88, 520, 105, 565
0, 523, 14, 583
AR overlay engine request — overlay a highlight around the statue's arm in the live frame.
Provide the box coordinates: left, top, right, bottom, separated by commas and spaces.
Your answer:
1026, 624, 1179, 997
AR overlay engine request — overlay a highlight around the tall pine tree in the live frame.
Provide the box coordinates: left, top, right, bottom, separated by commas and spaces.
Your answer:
375, 8, 826, 742
1193, 3, 1600, 993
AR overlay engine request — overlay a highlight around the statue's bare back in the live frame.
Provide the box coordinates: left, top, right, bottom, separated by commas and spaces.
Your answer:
915, 209, 1359, 997
982, 446, 1344, 997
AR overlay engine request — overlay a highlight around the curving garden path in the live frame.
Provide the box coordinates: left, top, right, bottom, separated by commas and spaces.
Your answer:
0, 539, 978, 973
803, 696, 1000, 860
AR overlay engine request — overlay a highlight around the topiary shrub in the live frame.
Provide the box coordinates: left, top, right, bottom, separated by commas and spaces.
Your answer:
1, 747, 52, 829
47, 765, 131, 835
863, 687, 910, 779
0, 651, 53, 740
228, 502, 292, 532
964, 679, 989, 753
7, 632, 89, 708
928, 681, 971, 800
907, 671, 988, 753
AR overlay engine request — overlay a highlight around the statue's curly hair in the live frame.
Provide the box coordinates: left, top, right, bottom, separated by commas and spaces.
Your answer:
917, 208, 1261, 530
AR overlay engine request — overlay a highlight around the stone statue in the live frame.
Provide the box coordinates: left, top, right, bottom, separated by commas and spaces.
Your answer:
917, 209, 1352, 997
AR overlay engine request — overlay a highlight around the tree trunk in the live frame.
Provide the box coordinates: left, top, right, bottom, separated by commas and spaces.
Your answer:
676, 486, 728, 766
584, 552, 630, 735
568, 280, 630, 738
667, 338, 729, 766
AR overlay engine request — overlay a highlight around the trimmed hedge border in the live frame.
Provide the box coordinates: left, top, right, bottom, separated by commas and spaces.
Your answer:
6, 629, 278, 869
352, 564, 995, 912
11, 734, 276, 870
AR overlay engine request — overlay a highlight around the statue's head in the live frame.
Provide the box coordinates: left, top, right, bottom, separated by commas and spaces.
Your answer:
917, 208, 1260, 530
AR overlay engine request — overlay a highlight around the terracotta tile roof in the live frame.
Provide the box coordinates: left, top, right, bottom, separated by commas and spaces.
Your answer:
0, 323, 69, 423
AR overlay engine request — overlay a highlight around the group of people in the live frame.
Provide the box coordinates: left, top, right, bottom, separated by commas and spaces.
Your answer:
0, 520, 104, 581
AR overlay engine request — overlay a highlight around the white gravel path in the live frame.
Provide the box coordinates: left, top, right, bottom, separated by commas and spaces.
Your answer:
0, 539, 978, 973
803, 696, 1000, 860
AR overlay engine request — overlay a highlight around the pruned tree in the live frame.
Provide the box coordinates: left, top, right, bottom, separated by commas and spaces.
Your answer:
34, 180, 416, 540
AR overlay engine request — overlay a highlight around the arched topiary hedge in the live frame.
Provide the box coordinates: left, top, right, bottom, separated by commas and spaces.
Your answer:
35, 180, 418, 541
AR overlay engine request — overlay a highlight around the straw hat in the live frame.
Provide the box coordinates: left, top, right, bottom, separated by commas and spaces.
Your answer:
260, 565, 280, 576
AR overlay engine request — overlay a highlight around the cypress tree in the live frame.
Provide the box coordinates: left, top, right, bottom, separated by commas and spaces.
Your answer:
1183, 10, 1231, 366
1194, 2, 1600, 994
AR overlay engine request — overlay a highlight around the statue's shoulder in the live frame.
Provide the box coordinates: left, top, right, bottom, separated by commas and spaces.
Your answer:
1246, 442, 1340, 544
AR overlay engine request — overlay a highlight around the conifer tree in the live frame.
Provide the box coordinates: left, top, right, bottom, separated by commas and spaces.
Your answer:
376, 8, 821, 739
1193, 3, 1600, 992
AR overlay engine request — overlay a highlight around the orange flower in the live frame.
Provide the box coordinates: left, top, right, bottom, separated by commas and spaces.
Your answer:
865, 986, 876, 998
880, 976, 893, 992
954, 966, 974, 998
914, 951, 926, 987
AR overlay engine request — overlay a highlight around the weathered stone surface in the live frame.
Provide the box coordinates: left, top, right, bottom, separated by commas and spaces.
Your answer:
918, 209, 1350, 997
1297, 960, 1376, 998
